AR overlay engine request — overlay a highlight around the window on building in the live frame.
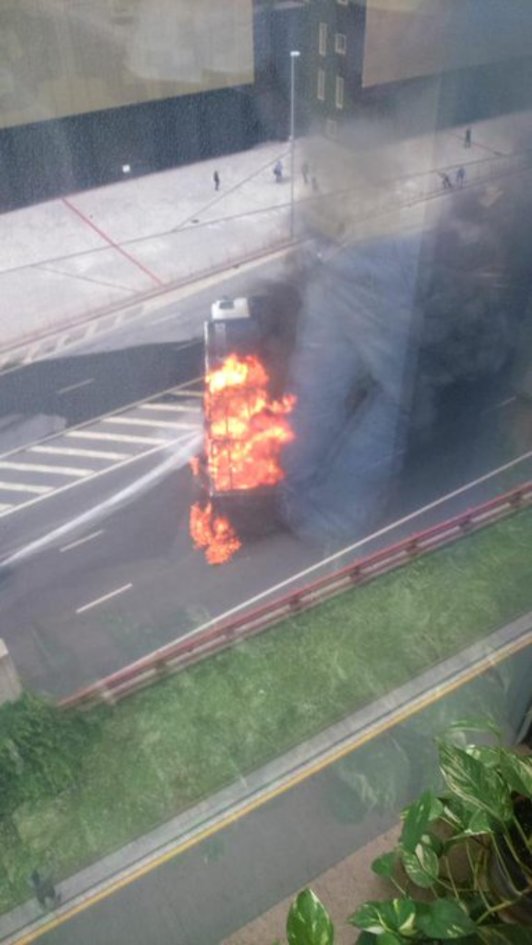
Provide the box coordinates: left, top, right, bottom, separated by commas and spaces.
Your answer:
317, 68, 326, 101
337, 0, 349, 6
319, 22, 328, 57
335, 33, 347, 55
335, 75, 345, 109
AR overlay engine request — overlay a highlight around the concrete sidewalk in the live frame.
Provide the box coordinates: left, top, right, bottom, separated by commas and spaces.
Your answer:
1, 614, 529, 945
0, 140, 292, 357
1, 108, 531, 369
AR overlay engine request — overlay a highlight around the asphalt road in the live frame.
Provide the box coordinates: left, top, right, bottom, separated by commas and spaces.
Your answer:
32, 645, 532, 945
1, 364, 530, 697
0, 234, 531, 700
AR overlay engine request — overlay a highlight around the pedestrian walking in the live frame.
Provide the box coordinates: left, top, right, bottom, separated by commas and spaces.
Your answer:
28, 870, 60, 910
440, 172, 453, 191
301, 161, 310, 185
311, 175, 320, 193
273, 160, 283, 183
456, 166, 465, 188
464, 127, 471, 148
213, 170, 220, 191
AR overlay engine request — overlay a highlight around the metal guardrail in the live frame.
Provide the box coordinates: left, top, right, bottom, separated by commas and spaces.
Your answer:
0, 236, 298, 375
60, 480, 532, 709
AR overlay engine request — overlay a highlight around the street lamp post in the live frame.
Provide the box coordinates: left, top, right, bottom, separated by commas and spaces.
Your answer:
289, 50, 300, 240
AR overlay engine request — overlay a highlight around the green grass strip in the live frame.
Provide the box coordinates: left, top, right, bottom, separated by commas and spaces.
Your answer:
2, 508, 532, 912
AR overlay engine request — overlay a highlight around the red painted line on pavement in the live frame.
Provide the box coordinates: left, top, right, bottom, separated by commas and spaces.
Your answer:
61, 197, 164, 287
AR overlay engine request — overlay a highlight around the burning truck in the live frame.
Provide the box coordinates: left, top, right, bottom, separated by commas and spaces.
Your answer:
190, 296, 297, 564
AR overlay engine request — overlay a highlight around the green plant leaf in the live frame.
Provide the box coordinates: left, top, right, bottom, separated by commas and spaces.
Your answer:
356, 933, 380, 945
416, 899, 477, 939
499, 753, 532, 799
372, 852, 397, 878
287, 890, 334, 945
423, 830, 444, 856
465, 746, 501, 769
443, 718, 502, 744
401, 791, 435, 852
350, 899, 417, 937
438, 743, 513, 825
401, 843, 439, 888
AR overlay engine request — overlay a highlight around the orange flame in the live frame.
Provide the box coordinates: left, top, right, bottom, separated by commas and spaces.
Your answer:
189, 352, 296, 565
205, 353, 296, 493
190, 501, 241, 565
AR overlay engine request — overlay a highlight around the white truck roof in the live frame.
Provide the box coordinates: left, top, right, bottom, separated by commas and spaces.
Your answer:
210, 297, 250, 321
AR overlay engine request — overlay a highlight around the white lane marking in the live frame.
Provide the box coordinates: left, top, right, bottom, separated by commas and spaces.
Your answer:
140, 402, 201, 413
56, 377, 95, 395
152, 312, 179, 325
0, 503, 13, 511
66, 430, 167, 445
60, 529, 105, 553
103, 416, 199, 430
0, 480, 52, 494
171, 390, 203, 398
0, 461, 91, 478
0, 430, 201, 525
174, 447, 532, 649
482, 396, 517, 414
0, 375, 204, 464
76, 582, 133, 615
31, 444, 129, 461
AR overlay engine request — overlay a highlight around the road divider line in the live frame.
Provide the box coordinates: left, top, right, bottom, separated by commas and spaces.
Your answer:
76, 583, 133, 615
56, 378, 95, 395
0, 372, 203, 463
103, 416, 199, 430
60, 530, 105, 553
31, 445, 129, 461
171, 449, 532, 645
0, 461, 91, 478
0, 502, 13, 511
171, 389, 203, 398
0, 431, 200, 530
0, 480, 51, 494
66, 430, 167, 446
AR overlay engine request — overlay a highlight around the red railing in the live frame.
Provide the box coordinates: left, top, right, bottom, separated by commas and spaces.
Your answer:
60, 481, 532, 709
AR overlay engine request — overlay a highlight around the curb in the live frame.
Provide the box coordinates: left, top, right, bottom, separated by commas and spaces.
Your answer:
2, 614, 531, 945
60, 482, 532, 710
0, 238, 300, 375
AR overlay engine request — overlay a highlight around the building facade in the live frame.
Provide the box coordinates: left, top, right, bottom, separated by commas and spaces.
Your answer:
0, 0, 310, 211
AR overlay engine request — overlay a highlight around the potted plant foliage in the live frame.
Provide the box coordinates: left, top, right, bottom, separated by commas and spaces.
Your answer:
279, 726, 531, 944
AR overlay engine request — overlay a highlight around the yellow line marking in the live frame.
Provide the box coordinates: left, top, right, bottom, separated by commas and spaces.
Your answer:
0, 461, 91, 478
12, 630, 531, 945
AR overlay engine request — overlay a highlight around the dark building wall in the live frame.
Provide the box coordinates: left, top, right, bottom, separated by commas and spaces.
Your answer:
307, 0, 532, 140
0, 1, 310, 212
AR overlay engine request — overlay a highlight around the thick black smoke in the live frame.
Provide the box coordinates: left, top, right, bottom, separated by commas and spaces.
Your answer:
263, 163, 532, 542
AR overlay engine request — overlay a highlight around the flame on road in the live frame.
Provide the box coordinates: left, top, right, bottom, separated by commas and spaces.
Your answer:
190, 352, 296, 564
189, 501, 241, 565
